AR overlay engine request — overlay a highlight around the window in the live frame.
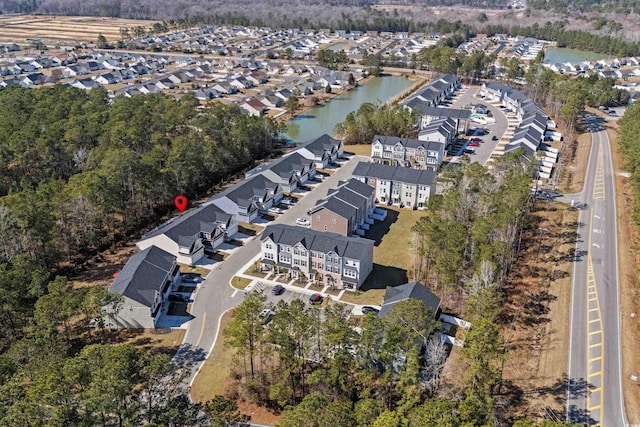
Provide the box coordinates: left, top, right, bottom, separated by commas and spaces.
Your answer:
299, 250, 306, 257
332, 218, 336, 224
294, 259, 300, 266
344, 269, 356, 278
301, 260, 307, 267
317, 215, 321, 221
324, 225, 327, 231
293, 248, 299, 255
264, 252, 274, 260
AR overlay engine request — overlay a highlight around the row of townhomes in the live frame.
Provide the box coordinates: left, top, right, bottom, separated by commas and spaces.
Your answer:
369, 129, 449, 171
107, 134, 345, 328
259, 224, 374, 290
309, 178, 378, 237
353, 162, 437, 209
479, 82, 559, 179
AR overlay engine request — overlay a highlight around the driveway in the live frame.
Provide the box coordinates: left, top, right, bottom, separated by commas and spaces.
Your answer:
176, 154, 369, 391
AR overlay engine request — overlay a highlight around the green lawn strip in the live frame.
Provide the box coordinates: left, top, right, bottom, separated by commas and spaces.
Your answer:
231, 276, 252, 290
191, 310, 235, 403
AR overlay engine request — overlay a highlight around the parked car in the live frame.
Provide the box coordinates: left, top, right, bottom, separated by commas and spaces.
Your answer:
269, 207, 285, 215
361, 306, 380, 314
296, 217, 310, 227
281, 197, 297, 206
471, 137, 482, 142
272, 284, 285, 295
463, 148, 476, 155
182, 275, 203, 284
309, 293, 323, 305
469, 142, 480, 147
492, 135, 498, 141
608, 110, 616, 116
259, 309, 274, 324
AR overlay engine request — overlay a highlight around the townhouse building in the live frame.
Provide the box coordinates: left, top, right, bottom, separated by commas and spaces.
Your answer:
138, 203, 238, 266
260, 224, 374, 290
108, 245, 181, 328
309, 178, 376, 236
211, 173, 283, 223
290, 134, 344, 169
371, 134, 446, 171
352, 161, 437, 209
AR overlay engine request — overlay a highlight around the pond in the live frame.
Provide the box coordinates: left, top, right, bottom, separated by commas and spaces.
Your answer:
286, 75, 414, 143
544, 47, 612, 64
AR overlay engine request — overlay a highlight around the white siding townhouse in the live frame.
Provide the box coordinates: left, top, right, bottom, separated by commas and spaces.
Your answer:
353, 161, 437, 209
260, 224, 374, 290
288, 134, 344, 169
138, 203, 238, 266
371, 134, 445, 171
108, 246, 181, 329
211, 173, 284, 223
417, 117, 457, 151
246, 152, 316, 193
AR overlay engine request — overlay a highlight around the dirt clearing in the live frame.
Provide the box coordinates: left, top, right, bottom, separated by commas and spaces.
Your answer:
0, 15, 158, 44
499, 201, 577, 421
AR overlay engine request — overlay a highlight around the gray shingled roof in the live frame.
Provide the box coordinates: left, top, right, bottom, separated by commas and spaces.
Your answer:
142, 203, 232, 245
261, 224, 373, 259
372, 135, 445, 152
379, 282, 441, 318
300, 133, 342, 155
109, 246, 176, 308
353, 162, 436, 186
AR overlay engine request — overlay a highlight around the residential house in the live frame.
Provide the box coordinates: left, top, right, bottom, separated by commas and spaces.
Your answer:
371, 135, 445, 170
247, 152, 316, 193
309, 178, 376, 236
108, 245, 181, 329
240, 98, 267, 116
379, 281, 441, 318
288, 134, 344, 168
194, 87, 221, 101
260, 224, 374, 290
138, 203, 238, 266
352, 161, 437, 209
417, 117, 457, 151
211, 174, 283, 223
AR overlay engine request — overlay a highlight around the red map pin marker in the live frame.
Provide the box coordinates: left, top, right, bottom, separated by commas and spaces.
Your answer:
174, 195, 188, 212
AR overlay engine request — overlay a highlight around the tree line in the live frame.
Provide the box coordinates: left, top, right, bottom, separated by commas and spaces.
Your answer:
618, 103, 640, 226
218, 155, 575, 425
0, 85, 283, 426
334, 102, 418, 145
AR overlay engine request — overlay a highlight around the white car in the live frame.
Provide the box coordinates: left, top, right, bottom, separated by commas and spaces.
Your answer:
296, 218, 310, 227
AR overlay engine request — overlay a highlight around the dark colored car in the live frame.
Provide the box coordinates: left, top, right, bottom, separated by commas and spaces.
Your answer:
362, 306, 380, 314
168, 294, 189, 302
182, 274, 203, 284
309, 293, 323, 305
492, 135, 498, 141
272, 284, 285, 296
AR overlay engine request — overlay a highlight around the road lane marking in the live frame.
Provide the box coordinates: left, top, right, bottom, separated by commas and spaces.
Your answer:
592, 145, 605, 201
231, 289, 239, 297
194, 312, 207, 349
586, 208, 604, 426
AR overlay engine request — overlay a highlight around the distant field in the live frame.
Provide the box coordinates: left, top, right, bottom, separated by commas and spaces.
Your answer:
0, 15, 158, 45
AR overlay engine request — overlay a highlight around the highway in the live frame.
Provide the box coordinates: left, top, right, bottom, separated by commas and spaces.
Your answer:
565, 114, 627, 426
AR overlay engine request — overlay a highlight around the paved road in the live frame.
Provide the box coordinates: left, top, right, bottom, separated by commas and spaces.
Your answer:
448, 85, 509, 165
176, 155, 368, 390
564, 114, 626, 426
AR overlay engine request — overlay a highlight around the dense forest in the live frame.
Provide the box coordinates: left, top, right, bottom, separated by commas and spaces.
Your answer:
0, 86, 283, 425
222, 154, 573, 426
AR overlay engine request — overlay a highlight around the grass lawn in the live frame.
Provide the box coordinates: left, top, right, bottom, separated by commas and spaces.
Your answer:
340, 206, 426, 306
237, 222, 264, 236
120, 328, 185, 356
191, 310, 234, 403
344, 144, 371, 157
231, 276, 252, 290
178, 264, 211, 277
